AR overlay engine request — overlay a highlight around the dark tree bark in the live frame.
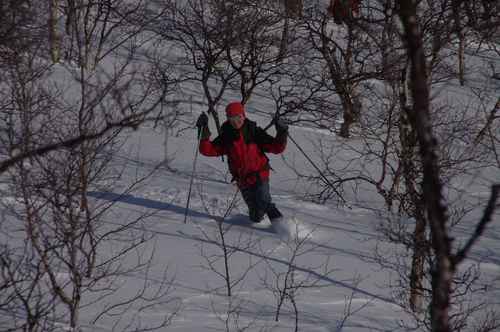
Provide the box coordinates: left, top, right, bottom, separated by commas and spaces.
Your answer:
286, 0, 303, 18
397, 1, 453, 331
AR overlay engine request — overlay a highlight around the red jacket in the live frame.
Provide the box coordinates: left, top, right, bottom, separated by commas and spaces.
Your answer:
200, 119, 286, 188
328, 0, 360, 20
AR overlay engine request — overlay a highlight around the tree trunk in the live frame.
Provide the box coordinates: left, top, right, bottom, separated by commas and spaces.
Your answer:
285, 0, 303, 18
339, 89, 362, 137
48, 0, 60, 63
339, 95, 357, 138
452, 2, 466, 85
409, 214, 426, 312
398, 2, 453, 331
278, 15, 289, 63
339, 25, 359, 138
400, 109, 427, 313
457, 34, 465, 86
399, 63, 427, 314
79, 148, 89, 212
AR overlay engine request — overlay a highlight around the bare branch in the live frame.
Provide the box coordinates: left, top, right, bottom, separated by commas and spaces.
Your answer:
453, 184, 500, 266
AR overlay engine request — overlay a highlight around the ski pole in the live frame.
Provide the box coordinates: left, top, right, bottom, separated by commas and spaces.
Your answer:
184, 127, 203, 223
286, 132, 348, 206
266, 112, 348, 206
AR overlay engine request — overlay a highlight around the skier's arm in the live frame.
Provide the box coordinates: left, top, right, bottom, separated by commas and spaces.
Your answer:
199, 136, 226, 156
256, 128, 287, 154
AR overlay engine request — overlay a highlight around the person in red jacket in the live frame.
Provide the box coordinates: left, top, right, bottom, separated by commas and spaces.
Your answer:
328, 0, 360, 24
196, 102, 288, 223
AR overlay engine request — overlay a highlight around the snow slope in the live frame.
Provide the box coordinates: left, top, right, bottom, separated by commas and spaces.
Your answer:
74, 107, 498, 331
1, 4, 499, 330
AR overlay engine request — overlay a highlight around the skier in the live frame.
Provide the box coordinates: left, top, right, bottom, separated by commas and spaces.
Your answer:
196, 101, 288, 224
328, 0, 360, 24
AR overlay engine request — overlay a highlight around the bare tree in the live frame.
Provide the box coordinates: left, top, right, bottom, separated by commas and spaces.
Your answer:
48, 0, 61, 63
195, 186, 261, 297
152, 0, 297, 138
152, 0, 239, 134
371, 0, 499, 318
209, 294, 257, 332
259, 226, 333, 332
397, 1, 500, 331
0, 242, 59, 332
289, 1, 500, 322
0, 53, 177, 331
0, 0, 175, 176
55, 0, 156, 69
303, 4, 379, 138
0, 0, 181, 330
219, 1, 289, 104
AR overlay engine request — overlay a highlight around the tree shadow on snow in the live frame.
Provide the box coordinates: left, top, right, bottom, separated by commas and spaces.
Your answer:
88, 192, 274, 234
89, 191, 392, 305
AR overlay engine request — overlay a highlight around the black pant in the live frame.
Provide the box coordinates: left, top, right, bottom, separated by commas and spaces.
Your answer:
240, 180, 282, 222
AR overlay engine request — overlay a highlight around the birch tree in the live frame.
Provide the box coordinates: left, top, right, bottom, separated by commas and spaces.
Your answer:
397, 1, 500, 331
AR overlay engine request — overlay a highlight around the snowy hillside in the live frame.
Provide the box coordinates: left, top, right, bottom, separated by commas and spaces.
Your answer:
70, 101, 497, 331
1, 1, 499, 331
84, 123, 407, 332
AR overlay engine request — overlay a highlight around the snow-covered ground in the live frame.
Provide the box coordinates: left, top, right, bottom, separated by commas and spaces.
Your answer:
1, 3, 499, 331
1, 71, 498, 331
65, 96, 497, 331
84, 126, 402, 331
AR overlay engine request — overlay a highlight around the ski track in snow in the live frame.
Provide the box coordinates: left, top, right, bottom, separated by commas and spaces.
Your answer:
271, 217, 317, 243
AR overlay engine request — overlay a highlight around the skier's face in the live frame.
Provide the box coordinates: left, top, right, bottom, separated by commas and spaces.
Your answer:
228, 114, 244, 129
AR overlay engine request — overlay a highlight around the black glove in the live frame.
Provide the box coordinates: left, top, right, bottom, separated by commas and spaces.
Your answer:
274, 115, 289, 134
196, 112, 210, 139
196, 112, 208, 129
